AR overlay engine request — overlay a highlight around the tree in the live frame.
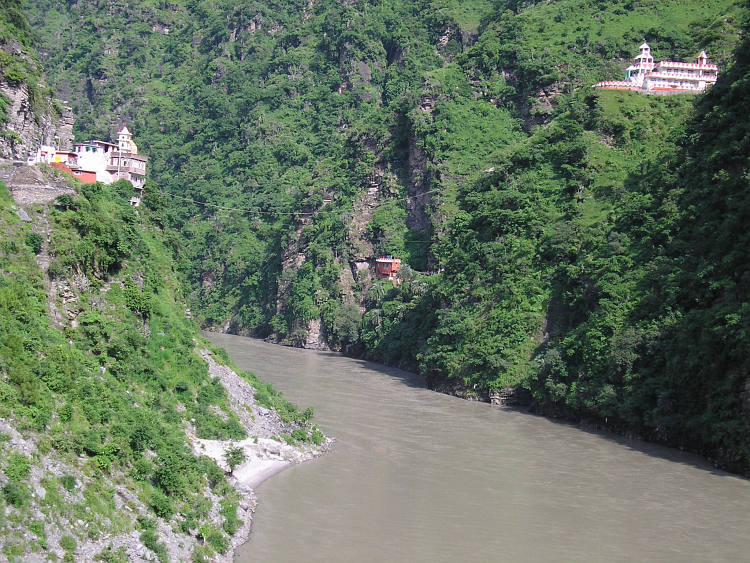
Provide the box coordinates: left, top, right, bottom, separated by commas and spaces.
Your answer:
224, 446, 245, 475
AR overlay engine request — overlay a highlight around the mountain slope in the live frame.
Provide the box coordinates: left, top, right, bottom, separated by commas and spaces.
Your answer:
1, 9, 328, 558
23, 0, 750, 473
0, 170, 328, 560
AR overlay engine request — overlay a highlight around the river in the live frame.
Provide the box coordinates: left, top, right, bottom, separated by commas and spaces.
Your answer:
206, 333, 750, 562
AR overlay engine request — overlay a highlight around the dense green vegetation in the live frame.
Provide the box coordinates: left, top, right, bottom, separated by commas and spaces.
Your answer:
0, 176, 240, 559
20, 0, 750, 475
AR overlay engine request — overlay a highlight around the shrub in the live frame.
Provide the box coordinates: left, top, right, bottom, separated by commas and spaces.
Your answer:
3, 543, 24, 558
3, 481, 29, 507
94, 544, 129, 563
4, 452, 30, 481
25, 232, 43, 254
199, 457, 225, 489
128, 423, 154, 452
58, 403, 73, 422
60, 535, 77, 552
224, 446, 245, 474
54, 193, 76, 210
29, 520, 45, 537
129, 458, 152, 481
198, 524, 228, 554
192, 544, 215, 563
59, 474, 76, 491
150, 490, 173, 519
93, 454, 112, 472
220, 499, 241, 535
279, 433, 295, 445
152, 453, 188, 497
310, 427, 325, 446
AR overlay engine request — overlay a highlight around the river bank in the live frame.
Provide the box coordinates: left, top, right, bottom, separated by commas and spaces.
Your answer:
191, 349, 333, 562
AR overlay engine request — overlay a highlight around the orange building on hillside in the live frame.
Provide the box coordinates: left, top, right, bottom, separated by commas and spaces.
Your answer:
375, 256, 402, 281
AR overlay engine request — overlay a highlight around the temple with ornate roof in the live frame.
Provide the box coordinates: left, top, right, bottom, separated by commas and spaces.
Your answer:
28, 125, 147, 206
596, 42, 718, 94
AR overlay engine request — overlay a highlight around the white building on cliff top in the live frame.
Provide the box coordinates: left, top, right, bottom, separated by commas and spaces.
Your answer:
597, 42, 718, 94
31, 125, 147, 206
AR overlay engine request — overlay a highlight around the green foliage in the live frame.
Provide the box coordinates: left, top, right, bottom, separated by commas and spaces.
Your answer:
242, 369, 314, 424
310, 426, 325, 446
3, 481, 29, 507
123, 279, 153, 319
0, 0, 33, 47
192, 544, 215, 563
149, 490, 174, 519
48, 186, 143, 278
60, 535, 77, 552
224, 446, 245, 474
198, 524, 229, 554
59, 475, 76, 491
25, 232, 43, 254
137, 516, 168, 562
220, 497, 242, 535
95, 544, 129, 563
0, 3, 56, 124
0, 164, 310, 556
4, 453, 31, 481
29, 520, 45, 537
369, 201, 408, 257
323, 302, 362, 348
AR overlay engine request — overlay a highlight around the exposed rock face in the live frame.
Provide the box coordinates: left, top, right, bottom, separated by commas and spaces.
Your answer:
304, 318, 329, 350
193, 350, 333, 563
0, 162, 75, 205
406, 133, 431, 232
0, 77, 74, 160
338, 180, 381, 303
275, 223, 306, 316
489, 386, 532, 406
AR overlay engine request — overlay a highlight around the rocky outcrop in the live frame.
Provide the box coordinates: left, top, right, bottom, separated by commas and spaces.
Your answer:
406, 133, 431, 232
0, 162, 75, 205
0, 77, 74, 160
191, 350, 332, 560
304, 318, 327, 350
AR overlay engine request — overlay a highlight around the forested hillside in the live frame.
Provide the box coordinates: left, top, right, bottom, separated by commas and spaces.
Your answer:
22, 0, 750, 474
0, 166, 330, 559
1, 6, 327, 559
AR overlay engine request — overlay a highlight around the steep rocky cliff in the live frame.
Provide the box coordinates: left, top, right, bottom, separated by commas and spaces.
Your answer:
0, 40, 73, 160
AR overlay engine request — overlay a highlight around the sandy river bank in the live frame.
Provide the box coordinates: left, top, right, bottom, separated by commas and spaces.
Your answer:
190, 349, 332, 562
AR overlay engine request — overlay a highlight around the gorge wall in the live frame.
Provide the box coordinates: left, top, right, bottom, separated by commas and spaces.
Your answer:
22, 0, 750, 474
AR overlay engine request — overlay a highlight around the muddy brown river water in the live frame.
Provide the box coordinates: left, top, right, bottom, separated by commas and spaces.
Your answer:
206, 333, 750, 563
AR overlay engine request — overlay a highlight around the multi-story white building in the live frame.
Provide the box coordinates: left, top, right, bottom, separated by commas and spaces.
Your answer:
73, 139, 117, 184
30, 125, 147, 205
105, 126, 147, 192
597, 42, 719, 94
